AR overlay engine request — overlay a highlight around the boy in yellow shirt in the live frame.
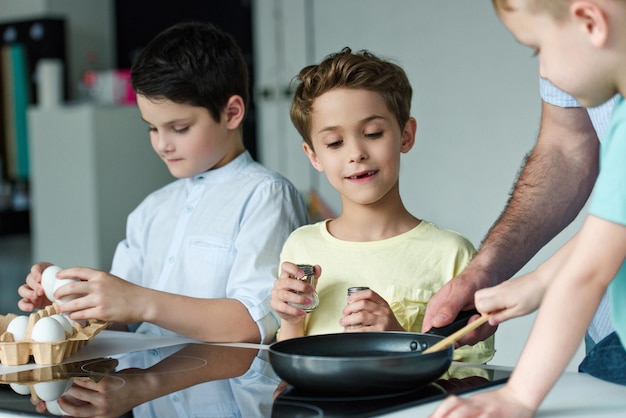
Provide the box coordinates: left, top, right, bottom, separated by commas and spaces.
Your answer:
271, 48, 494, 364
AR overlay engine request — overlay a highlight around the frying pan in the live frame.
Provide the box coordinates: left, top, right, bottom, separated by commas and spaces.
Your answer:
268, 310, 478, 395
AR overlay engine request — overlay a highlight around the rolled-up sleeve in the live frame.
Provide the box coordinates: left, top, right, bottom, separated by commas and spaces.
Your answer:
227, 179, 308, 343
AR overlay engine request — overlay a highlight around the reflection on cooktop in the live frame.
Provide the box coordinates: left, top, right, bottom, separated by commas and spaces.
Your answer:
0, 343, 510, 418
272, 365, 511, 418
81, 354, 208, 375
0, 358, 126, 417
0, 343, 279, 417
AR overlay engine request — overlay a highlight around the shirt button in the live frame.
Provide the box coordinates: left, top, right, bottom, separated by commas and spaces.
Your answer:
186, 205, 193, 212
151, 349, 159, 356
168, 256, 175, 264
172, 395, 180, 403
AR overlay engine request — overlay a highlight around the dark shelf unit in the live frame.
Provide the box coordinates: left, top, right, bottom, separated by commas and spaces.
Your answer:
0, 209, 29, 235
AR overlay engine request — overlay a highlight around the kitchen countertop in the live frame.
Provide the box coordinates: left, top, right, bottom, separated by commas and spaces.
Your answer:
0, 331, 624, 417
380, 368, 626, 418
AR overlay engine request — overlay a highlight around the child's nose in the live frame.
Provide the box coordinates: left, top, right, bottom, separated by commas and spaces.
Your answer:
348, 142, 368, 163
153, 133, 175, 153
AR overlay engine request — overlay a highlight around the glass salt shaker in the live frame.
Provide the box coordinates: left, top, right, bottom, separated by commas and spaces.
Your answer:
287, 264, 319, 312
345, 286, 370, 330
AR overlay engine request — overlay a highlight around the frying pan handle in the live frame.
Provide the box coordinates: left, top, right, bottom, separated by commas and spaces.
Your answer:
425, 308, 480, 337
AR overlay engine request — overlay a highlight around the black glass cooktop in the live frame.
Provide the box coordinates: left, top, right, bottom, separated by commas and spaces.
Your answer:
0, 342, 510, 417
272, 364, 511, 417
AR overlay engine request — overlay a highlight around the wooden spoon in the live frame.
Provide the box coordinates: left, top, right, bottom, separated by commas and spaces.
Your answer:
422, 314, 491, 354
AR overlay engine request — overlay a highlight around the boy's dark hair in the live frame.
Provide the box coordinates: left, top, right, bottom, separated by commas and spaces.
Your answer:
290, 47, 413, 148
131, 21, 249, 123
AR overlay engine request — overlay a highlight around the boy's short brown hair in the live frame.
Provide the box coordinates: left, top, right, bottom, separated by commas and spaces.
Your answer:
290, 47, 413, 148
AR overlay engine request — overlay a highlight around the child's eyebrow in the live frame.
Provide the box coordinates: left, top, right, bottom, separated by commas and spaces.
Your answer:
317, 115, 387, 133
317, 125, 340, 135
315, 115, 388, 136
140, 116, 190, 126
361, 115, 387, 124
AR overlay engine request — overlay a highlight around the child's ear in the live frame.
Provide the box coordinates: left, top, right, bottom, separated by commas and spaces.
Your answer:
400, 117, 417, 154
224, 95, 245, 129
303, 142, 324, 172
570, 1, 609, 47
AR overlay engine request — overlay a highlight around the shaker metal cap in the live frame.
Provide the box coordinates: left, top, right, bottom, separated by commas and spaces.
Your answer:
347, 286, 370, 296
297, 264, 315, 276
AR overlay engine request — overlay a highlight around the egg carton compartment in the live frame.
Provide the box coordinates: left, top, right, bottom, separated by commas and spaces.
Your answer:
0, 304, 108, 366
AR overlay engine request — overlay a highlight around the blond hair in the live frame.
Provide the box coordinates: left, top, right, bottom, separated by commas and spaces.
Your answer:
492, 0, 571, 19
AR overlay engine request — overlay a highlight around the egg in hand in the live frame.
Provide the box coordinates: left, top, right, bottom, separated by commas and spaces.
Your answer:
41, 265, 63, 302
41, 265, 80, 303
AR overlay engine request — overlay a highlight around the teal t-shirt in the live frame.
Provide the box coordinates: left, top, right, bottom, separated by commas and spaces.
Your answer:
589, 95, 626, 347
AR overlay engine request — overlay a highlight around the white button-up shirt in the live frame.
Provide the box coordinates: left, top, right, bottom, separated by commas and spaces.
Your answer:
110, 151, 308, 343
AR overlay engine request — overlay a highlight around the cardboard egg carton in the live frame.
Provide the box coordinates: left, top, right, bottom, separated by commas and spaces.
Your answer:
0, 304, 108, 366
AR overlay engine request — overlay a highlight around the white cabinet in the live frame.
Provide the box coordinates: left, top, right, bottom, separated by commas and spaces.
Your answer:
27, 104, 172, 270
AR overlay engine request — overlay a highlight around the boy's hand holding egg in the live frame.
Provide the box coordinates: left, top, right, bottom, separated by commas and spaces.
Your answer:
40, 265, 87, 327
2, 264, 108, 365
41, 265, 81, 305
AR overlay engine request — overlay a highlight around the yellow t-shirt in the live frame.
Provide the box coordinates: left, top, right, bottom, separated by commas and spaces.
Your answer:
279, 219, 495, 364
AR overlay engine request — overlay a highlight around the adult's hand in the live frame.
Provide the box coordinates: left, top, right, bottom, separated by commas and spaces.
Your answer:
422, 264, 497, 346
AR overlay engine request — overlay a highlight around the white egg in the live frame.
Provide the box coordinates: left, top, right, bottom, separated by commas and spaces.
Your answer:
62, 313, 87, 328
9, 383, 31, 395
31, 317, 66, 342
33, 379, 72, 402
6, 315, 29, 341
46, 399, 70, 416
52, 277, 80, 304
41, 265, 63, 302
49, 314, 74, 336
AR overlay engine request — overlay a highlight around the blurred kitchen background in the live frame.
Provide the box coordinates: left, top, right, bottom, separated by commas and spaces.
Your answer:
0, 0, 587, 370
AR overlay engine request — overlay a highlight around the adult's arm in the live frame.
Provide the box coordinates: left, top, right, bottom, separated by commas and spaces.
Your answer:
422, 101, 599, 344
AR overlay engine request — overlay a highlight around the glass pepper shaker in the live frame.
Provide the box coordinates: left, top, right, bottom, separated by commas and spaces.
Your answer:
287, 264, 319, 312
345, 286, 370, 330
